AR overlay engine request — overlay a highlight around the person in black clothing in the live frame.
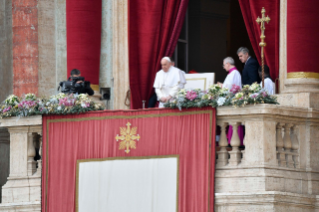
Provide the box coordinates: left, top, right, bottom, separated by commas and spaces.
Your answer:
237, 47, 260, 85
69, 69, 94, 96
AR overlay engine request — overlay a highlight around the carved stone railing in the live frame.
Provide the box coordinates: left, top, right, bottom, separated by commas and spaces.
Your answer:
0, 116, 42, 211
0, 107, 318, 211
215, 104, 319, 211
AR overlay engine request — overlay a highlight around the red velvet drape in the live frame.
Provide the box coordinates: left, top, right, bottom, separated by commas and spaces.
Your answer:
238, 0, 279, 81
42, 108, 216, 212
129, 0, 189, 109
66, 0, 102, 85
287, 0, 319, 74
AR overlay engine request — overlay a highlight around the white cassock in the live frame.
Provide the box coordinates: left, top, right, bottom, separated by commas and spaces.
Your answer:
260, 78, 274, 95
154, 66, 185, 108
178, 69, 186, 89
222, 69, 242, 90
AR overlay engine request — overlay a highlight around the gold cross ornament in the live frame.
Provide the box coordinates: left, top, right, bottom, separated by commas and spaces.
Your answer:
256, 7, 270, 48
115, 122, 140, 153
256, 7, 271, 88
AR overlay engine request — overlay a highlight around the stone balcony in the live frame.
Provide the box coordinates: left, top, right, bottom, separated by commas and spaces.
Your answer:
0, 105, 318, 211
215, 105, 319, 211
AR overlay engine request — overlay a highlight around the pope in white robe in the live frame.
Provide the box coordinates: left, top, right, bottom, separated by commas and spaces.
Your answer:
153, 57, 185, 108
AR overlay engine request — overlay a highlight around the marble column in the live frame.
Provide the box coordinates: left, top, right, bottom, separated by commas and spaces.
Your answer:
112, 0, 130, 109
282, 0, 319, 94
0, 0, 13, 102
0, 128, 10, 203
12, 0, 39, 96
278, 0, 319, 109
100, 0, 114, 109
38, 0, 67, 97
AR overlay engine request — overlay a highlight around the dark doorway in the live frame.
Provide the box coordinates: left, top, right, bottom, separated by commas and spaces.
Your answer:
174, 0, 255, 84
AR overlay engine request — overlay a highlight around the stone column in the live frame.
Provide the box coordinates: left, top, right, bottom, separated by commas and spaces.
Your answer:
0, 0, 13, 102
244, 119, 277, 166
112, 0, 130, 109
279, 0, 287, 93
282, 0, 319, 94
0, 116, 42, 209
0, 128, 10, 203
100, 0, 114, 109
12, 0, 39, 96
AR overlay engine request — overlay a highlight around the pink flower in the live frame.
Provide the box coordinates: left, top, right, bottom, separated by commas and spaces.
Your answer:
251, 94, 258, 98
59, 97, 75, 106
18, 100, 36, 109
185, 91, 198, 101
3, 106, 11, 113
262, 91, 268, 97
230, 84, 241, 94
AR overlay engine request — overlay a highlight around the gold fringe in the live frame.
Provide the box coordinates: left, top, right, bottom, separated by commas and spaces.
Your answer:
287, 72, 319, 79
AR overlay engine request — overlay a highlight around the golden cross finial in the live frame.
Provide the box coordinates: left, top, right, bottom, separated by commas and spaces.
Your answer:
256, 7, 271, 47
256, 7, 271, 88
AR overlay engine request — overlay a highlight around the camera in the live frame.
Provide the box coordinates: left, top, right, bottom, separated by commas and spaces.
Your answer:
58, 77, 90, 94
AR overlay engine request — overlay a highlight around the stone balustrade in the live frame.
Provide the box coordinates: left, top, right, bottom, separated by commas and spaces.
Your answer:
0, 107, 318, 211
0, 116, 42, 211
215, 104, 319, 211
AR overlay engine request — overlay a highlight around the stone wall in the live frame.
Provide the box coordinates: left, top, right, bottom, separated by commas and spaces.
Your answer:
0, 0, 13, 102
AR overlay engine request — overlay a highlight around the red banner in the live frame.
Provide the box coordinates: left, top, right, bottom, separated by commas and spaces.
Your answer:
42, 108, 216, 212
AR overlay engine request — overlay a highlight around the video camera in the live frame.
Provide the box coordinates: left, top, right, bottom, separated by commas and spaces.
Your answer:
58, 77, 90, 94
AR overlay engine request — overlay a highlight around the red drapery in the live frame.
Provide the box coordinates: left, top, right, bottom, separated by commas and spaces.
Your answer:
287, 0, 319, 74
129, 0, 189, 109
66, 0, 102, 85
238, 0, 280, 81
42, 108, 216, 212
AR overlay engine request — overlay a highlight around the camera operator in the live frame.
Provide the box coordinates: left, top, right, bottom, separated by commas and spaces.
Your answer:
59, 69, 94, 96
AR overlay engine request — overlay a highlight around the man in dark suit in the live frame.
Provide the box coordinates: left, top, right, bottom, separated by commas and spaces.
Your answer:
237, 47, 260, 85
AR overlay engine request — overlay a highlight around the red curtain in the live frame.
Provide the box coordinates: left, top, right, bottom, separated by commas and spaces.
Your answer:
66, 0, 102, 85
42, 108, 216, 212
238, 0, 280, 81
287, 0, 319, 74
129, 0, 189, 109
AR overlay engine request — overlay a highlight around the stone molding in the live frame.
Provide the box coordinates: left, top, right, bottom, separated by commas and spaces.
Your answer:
0, 201, 41, 211
217, 104, 319, 121
0, 116, 42, 128
215, 192, 317, 210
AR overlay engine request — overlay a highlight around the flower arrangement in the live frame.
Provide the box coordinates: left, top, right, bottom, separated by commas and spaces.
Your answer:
0, 93, 105, 119
164, 82, 278, 110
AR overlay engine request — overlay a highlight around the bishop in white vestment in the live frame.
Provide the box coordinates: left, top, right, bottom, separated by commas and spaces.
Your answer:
153, 57, 185, 108
221, 57, 242, 90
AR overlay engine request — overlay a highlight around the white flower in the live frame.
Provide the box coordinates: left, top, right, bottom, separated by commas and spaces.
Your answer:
249, 83, 261, 92
217, 97, 226, 106
57, 106, 62, 110
25, 93, 36, 100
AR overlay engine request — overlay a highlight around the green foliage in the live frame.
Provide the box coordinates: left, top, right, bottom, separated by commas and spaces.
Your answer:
164, 83, 278, 109
0, 93, 105, 119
